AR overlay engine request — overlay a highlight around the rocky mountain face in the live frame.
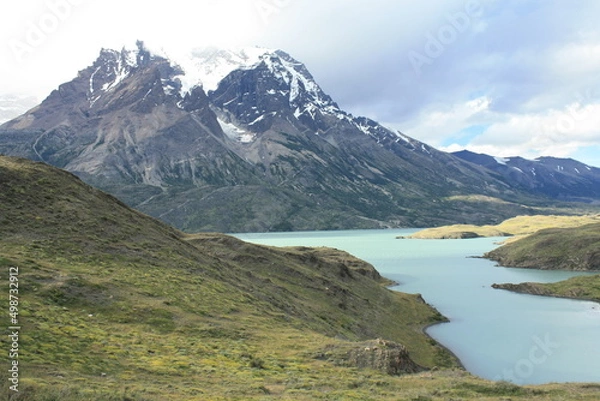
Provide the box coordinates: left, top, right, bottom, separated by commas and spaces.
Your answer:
0, 42, 585, 232
453, 150, 600, 202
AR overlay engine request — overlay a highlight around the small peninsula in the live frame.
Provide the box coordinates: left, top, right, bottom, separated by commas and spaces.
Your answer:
401, 215, 600, 240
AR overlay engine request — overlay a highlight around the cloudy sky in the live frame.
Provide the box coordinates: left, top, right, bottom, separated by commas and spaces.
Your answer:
2, 0, 600, 166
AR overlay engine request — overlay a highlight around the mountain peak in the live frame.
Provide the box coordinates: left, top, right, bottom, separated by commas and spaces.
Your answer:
85, 43, 339, 119
4, 42, 599, 232
205, 46, 345, 134
172, 46, 340, 113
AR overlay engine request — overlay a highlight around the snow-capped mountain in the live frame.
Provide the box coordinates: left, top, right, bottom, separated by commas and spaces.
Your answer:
0, 42, 587, 232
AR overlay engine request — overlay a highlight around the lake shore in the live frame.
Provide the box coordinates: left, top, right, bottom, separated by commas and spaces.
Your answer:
491, 278, 600, 304
237, 229, 600, 384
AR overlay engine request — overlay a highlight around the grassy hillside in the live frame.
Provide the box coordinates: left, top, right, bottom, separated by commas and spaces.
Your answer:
488, 222, 600, 307
493, 275, 600, 303
2, 156, 599, 400
404, 214, 600, 239
486, 223, 600, 270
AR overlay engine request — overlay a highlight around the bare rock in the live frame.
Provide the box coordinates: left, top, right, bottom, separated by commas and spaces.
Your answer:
319, 338, 424, 376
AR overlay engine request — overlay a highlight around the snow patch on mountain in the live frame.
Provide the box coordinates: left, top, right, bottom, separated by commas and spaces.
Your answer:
395, 131, 412, 143
88, 47, 140, 107
249, 112, 276, 126
173, 47, 272, 94
172, 47, 345, 122
102, 49, 138, 92
494, 156, 509, 165
262, 52, 325, 106
89, 66, 102, 95
161, 79, 179, 96
218, 117, 255, 143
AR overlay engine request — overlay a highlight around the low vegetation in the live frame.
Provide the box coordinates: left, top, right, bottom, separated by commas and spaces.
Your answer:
485, 223, 600, 271
493, 275, 600, 303
1, 156, 599, 400
483, 218, 600, 305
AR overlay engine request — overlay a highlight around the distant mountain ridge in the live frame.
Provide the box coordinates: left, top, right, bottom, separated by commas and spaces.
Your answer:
453, 150, 600, 202
0, 42, 596, 232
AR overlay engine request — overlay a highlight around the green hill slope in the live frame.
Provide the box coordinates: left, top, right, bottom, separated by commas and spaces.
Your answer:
0, 156, 446, 399
486, 223, 600, 270
492, 275, 600, 303
487, 222, 600, 304
2, 156, 599, 400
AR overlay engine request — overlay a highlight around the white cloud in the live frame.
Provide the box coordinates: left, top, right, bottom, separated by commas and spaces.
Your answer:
441, 102, 600, 161
0, 0, 265, 99
399, 96, 492, 146
549, 41, 600, 77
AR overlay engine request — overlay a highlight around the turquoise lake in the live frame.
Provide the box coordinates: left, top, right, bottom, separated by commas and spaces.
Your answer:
235, 228, 600, 385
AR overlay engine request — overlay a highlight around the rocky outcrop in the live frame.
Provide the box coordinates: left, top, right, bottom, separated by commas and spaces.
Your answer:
318, 338, 424, 376
346, 339, 424, 375
491, 282, 552, 296
440, 231, 482, 239
492, 280, 600, 305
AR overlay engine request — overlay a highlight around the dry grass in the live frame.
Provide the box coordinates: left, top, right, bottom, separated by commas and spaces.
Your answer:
406, 214, 600, 239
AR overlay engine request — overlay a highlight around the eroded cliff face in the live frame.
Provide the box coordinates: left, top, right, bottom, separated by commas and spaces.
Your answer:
492, 279, 600, 304
492, 283, 554, 296
316, 338, 425, 375
345, 339, 425, 375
